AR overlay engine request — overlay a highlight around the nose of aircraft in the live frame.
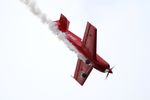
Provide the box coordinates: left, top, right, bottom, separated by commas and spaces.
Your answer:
109, 68, 113, 74
105, 67, 114, 79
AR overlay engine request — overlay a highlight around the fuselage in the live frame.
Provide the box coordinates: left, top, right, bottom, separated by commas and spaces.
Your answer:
65, 30, 110, 73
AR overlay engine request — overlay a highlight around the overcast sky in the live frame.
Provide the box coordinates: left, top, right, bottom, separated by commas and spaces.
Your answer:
0, 0, 150, 100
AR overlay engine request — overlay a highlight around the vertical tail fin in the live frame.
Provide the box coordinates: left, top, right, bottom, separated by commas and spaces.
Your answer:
57, 14, 70, 32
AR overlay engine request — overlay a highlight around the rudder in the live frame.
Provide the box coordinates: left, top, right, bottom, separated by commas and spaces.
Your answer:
58, 14, 70, 32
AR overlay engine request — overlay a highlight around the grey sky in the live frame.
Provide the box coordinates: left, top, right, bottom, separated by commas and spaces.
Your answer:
0, 0, 150, 100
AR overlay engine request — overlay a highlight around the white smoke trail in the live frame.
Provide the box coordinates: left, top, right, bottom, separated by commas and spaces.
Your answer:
20, 0, 87, 62
20, 0, 49, 24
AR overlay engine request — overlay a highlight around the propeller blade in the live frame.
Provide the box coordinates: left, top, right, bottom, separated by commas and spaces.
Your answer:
105, 72, 109, 79
111, 65, 115, 70
105, 65, 115, 79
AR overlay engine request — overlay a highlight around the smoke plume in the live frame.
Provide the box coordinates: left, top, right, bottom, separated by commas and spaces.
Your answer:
20, 0, 87, 62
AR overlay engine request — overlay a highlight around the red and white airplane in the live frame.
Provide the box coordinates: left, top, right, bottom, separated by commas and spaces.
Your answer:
55, 14, 113, 85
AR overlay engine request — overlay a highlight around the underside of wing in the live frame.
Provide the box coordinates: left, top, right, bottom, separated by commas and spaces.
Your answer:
82, 22, 97, 59
74, 59, 93, 85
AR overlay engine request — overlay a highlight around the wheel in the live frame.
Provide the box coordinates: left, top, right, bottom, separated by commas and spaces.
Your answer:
85, 60, 90, 64
81, 73, 87, 78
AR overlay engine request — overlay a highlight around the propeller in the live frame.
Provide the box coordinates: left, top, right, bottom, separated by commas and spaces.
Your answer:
105, 66, 115, 79
105, 72, 110, 79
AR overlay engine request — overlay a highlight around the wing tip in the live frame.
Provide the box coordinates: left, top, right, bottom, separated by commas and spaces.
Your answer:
86, 22, 97, 30
74, 77, 84, 86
